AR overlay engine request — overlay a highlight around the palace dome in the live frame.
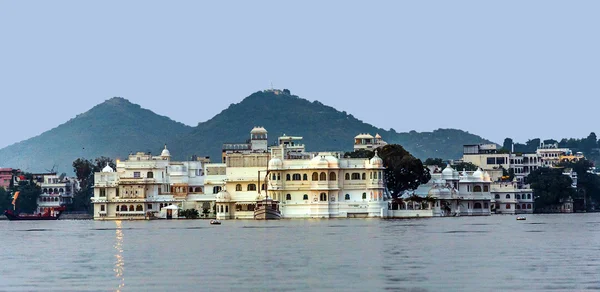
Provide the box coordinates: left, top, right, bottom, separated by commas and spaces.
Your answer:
472, 168, 484, 181
324, 155, 339, 168
370, 150, 383, 167
375, 133, 382, 139
428, 187, 441, 197
216, 190, 231, 202
483, 171, 491, 182
268, 158, 283, 169
250, 126, 267, 134
441, 164, 454, 179
310, 155, 329, 168
161, 145, 171, 157
102, 163, 114, 173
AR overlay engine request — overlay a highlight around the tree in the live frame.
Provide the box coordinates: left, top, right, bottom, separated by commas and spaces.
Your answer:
451, 162, 478, 172
0, 187, 12, 212
559, 159, 600, 207
424, 158, 445, 167
584, 132, 598, 152
376, 144, 431, 198
179, 209, 200, 219
71, 156, 116, 213
526, 168, 575, 210
502, 138, 513, 152
13, 176, 41, 213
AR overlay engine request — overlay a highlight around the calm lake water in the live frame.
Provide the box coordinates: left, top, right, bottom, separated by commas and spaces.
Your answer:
1, 214, 600, 292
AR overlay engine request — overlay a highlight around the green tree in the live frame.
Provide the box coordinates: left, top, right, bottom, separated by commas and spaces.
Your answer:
376, 144, 431, 198
502, 138, 513, 151
13, 176, 42, 213
526, 168, 575, 210
451, 162, 478, 171
559, 159, 600, 207
179, 209, 200, 219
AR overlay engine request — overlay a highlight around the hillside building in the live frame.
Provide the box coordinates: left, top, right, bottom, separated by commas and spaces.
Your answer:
353, 133, 387, 151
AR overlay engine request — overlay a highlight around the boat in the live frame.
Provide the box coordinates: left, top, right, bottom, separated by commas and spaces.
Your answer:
254, 198, 281, 220
209, 219, 221, 225
516, 216, 526, 221
4, 206, 65, 221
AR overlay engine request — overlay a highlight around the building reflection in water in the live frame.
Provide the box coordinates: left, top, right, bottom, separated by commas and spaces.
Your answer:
113, 221, 125, 291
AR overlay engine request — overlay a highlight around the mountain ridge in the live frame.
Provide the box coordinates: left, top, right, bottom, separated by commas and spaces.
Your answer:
0, 90, 494, 173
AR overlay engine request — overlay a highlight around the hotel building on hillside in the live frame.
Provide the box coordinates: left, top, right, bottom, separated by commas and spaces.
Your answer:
353, 133, 387, 151
91, 146, 212, 220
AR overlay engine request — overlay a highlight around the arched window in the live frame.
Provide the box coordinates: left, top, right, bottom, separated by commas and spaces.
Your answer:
312, 172, 319, 181
247, 184, 257, 191
516, 204, 521, 209
225, 206, 228, 212
116, 206, 120, 212
370, 173, 373, 179
345, 194, 350, 200
236, 184, 242, 191
293, 174, 301, 181
345, 173, 350, 180
362, 173, 366, 180
484, 202, 489, 208
320, 172, 326, 181
330, 172, 336, 181
320, 193, 327, 201
147, 172, 153, 178
474, 203, 482, 209
286, 174, 291, 181
351, 173, 360, 180
506, 204, 511, 209
213, 186, 221, 194
122, 205, 128, 211
220, 205, 223, 212
495, 194, 500, 199
362, 193, 367, 200
303, 174, 308, 181
506, 194, 511, 199
527, 204, 532, 209
483, 185, 489, 192
261, 184, 266, 191
136, 205, 143, 211
129, 205, 135, 212
286, 194, 291, 201
303, 194, 308, 200
473, 185, 482, 192
516, 194, 521, 200
195, 187, 202, 193
189, 187, 194, 192
527, 194, 531, 199
59, 188, 64, 193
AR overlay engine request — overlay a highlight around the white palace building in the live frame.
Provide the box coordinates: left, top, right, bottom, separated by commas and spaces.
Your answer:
91, 128, 436, 220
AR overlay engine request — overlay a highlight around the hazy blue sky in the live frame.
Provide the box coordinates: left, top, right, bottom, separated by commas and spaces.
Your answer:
1, 1, 599, 149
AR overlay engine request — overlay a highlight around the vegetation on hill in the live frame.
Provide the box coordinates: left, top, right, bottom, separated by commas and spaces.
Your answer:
0, 91, 493, 173
0, 97, 191, 173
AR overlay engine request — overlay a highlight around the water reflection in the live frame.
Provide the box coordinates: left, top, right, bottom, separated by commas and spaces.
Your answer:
113, 221, 124, 291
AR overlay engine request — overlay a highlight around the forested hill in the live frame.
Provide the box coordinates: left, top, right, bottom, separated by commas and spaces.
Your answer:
0, 91, 494, 173
170, 90, 494, 161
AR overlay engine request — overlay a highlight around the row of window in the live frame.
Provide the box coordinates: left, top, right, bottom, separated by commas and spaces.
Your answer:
283, 193, 369, 201
42, 188, 67, 194
467, 185, 489, 192
494, 194, 532, 200
499, 203, 532, 209
270, 172, 383, 182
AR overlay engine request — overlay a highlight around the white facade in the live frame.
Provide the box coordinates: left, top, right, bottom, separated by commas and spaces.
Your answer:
353, 133, 387, 151
91, 146, 211, 220
34, 173, 77, 214
491, 181, 534, 214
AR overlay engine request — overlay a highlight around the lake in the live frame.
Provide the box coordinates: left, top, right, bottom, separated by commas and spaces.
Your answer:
1, 214, 600, 291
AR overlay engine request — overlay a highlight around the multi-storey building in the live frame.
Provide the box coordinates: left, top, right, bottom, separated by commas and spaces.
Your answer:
425, 165, 492, 216
0, 168, 14, 190
215, 132, 390, 219
353, 133, 387, 151
91, 146, 210, 220
536, 142, 573, 167
33, 173, 77, 214
491, 181, 534, 214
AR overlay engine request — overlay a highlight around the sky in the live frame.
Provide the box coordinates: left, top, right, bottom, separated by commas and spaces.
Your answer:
1, 1, 599, 149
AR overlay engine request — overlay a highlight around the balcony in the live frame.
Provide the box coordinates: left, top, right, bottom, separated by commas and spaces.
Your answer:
119, 177, 156, 184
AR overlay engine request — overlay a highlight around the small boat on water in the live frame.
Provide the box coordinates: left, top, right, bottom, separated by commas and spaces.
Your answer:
210, 219, 221, 225
4, 206, 65, 221
254, 198, 281, 220
516, 216, 526, 221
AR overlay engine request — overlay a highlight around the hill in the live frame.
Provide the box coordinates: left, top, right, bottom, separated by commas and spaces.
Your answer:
0, 91, 494, 173
0, 97, 192, 173
170, 90, 494, 161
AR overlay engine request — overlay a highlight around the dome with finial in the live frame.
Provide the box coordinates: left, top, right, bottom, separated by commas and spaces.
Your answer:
310, 155, 329, 168
161, 144, 171, 157
216, 190, 231, 202
268, 157, 283, 169
250, 126, 267, 134
375, 133, 382, 139
370, 150, 383, 167
441, 164, 454, 179
483, 171, 491, 182
102, 163, 114, 173
472, 168, 484, 181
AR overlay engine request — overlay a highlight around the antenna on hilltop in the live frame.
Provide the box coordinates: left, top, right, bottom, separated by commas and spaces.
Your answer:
270, 81, 274, 91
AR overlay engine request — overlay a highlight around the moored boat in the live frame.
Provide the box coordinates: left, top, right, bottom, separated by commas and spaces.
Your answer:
516, 216, 526, 221
210, 219, 221, 225
254, 198, 281, 220
4, 206, 65, 221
